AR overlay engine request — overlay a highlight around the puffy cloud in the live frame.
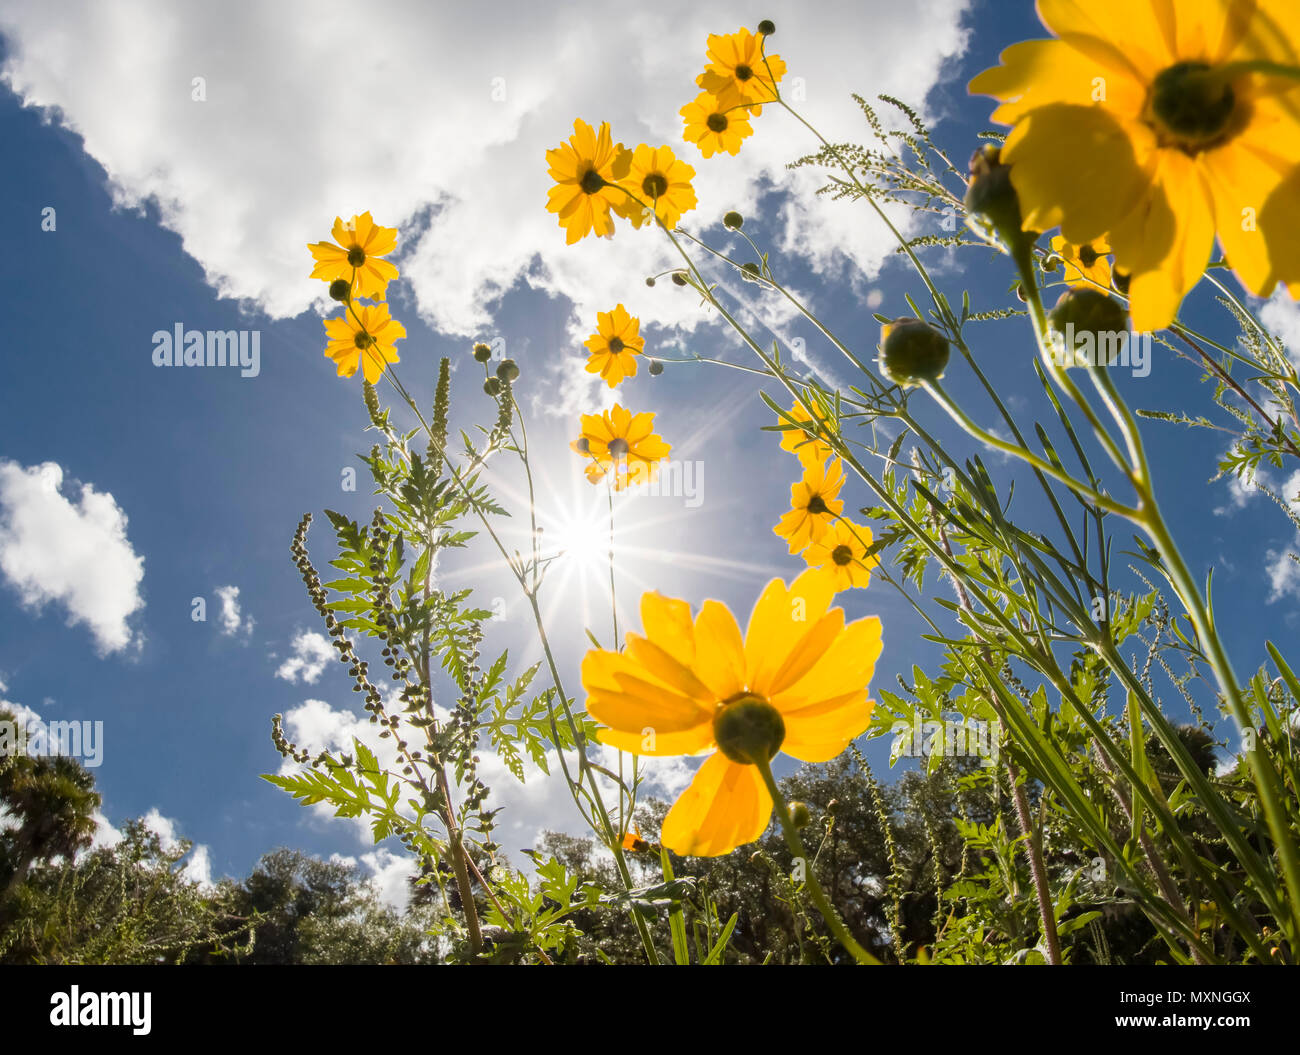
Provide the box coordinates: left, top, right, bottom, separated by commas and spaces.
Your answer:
215, 584, 255, 638
1267, 549, 1300, 603
141, 807, 215, 888
1259, 289, 1300, 372
274, 630, 334, 684
0, 460, 145, 655
0, 0, 970, 347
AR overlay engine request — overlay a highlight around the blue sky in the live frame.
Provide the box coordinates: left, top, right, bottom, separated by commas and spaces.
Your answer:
2, 0, 1298, 901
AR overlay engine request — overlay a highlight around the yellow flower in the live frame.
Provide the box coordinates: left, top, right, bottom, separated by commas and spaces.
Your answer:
680, 92, 754, 158
1050, 234, 1114, 289
777, 397, 835, 468
584, 304, 645, 388
697, 27, 786, 115
801, 519, 878, 593
582, 571, 881, 857
970, 0, 1300, 330
323, 302, 405, 383
308, 212, 400, 300
571, 404, 671, 490
774, 458, 845, 554
613, 144, 698, 229
545, 119, 633, 244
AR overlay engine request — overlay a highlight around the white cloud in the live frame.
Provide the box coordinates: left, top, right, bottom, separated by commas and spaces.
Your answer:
141, 807, 215, 888
1266, 549, 1300, 603
275, 630, 335, 684
214, 584, 254, 638
0, 0, 970, 353
0, 460, 145, 655
1259, 289, 1300, 372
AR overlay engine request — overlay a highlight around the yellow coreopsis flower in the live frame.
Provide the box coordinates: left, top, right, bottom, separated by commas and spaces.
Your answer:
801, 518, 878, 592
613, 144, 698, 229
774, 458, 845, 553
571, 404, 671, 490
697, 27, 786, 115
545, 119, 633, 244
584, 304, 645, 388
1050, 234, 1114, 289
778, 397, 836, 468
323, 302, 405, 384
308, 212, 400, 300
582, 571, 881, 857
680, 92, 754, 158
970, 0, 1300, 331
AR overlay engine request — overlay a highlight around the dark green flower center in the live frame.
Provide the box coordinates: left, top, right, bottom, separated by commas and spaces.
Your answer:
347, 247, 366, 267
831, 544, 853, 566
807, 495, 829, 515
1148, 61, 1238, 152
354, 332, 373, 350
608, 437, 630, 458
706, 112, 728, 133
713, 693, 785, 765
641, 172, 669, 199
608, 337, 626, 353
580, 168, 606, 194
735, 64, 753, 81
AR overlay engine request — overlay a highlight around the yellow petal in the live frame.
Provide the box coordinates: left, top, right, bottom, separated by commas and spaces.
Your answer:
660, 753, 772, 857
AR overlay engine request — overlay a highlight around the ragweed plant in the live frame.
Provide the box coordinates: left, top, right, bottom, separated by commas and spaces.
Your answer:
544, 9, 1300, 966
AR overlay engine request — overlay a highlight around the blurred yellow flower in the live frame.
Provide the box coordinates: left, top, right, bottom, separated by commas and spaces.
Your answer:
323, 302, 405, 384
545, 119, 633, 244
1050, 234, 1113, 289
582, 571, 881, 857
778, 397, 835, 468
584, 304, 645, 388
801, 518, 878, 592
308, 212, 399, 300
571, 404, 671, 490
613, 144, 698, 229
680, 92, 754, 157
697, 27, 786, 115
970, 0, 1300, 330
774, 458, 844, 553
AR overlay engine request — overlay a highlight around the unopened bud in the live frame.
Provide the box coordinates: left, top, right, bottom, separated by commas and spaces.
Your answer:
879, 317, 950, 387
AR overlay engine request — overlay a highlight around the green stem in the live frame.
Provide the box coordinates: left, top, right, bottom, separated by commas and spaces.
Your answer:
751, 754, 881, 965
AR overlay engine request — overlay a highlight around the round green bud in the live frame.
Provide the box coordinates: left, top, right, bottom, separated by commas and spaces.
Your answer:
472, 342, 492, 362
483, 377, 503, 396
1047, 288, 1131, 369
648, 359, 664, 376
740, 261, 762, 281
645, 276, 656, 287
713, 694, 785, 765
789, 801, 811, 828
496, 359, 519, 382
671, 271, 688, 286
964, 144, 1027, 250
328, 278, 352, 302
723, 210, 744, 230
758, 20, 776, 36
879, 317, 950, 387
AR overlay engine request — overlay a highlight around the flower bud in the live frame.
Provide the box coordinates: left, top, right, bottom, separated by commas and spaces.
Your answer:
740, 261, 763, 282
758, 19, 775, 35
789, 801, 811, 828
483, 376, 503, 396
648, 359, 664, 376
645, 276, 656, 287
723, 210, 744, 230
964, 144, 1029, 252
496, 358, 519, 382
1047, 288, 1131, 368
328, 278, 352, 302
671, 271, 688, 286
473, 342, 492, 363
879, 317, 950, 387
